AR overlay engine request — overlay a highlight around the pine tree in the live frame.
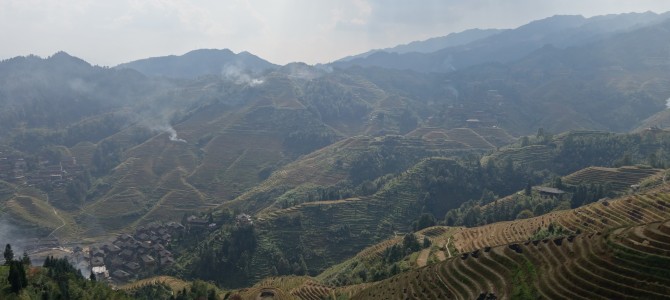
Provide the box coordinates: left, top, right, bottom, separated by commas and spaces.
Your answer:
299, 255, 308, 276
21, 251, 31, 266
402, 233, 421, 254
4, 243, 14, 264
207, 289, 217, 300
7, 260, 27, 293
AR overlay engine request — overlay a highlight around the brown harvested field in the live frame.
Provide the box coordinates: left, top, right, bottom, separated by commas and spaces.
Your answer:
350, 220, 670, 299
119, 276, 190, 293
563, 166, 663, 192
452, 187, 670, 253
415, 249, 430, 267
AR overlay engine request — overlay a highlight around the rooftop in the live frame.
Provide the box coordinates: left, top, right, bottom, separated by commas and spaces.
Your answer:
534, 186, 566, 194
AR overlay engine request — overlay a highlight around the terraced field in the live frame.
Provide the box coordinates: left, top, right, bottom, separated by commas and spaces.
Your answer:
350, 220, 670, 299
444, 128, 495, 149
188, 130, 287, 200
471, 127, 517, 147
68, 141, 96, 167
225, 135, 465, 214
5, 195, 65, 231
119, 276, 191, 293
453, 189, 670, 252
406, 127, 509, 149
233, 276, 371, 300
481, 144, 552, 170
243, 187, 670, 299
563, 166, 663, 192
246, 159, 463, 281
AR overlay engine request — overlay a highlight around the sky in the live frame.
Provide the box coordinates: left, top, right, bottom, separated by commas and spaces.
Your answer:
1, 0, 670, 66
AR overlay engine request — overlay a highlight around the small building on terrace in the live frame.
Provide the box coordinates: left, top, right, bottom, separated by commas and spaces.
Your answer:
533, 186, 566, 198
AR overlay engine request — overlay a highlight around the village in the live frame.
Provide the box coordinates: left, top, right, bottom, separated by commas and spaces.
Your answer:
82, 221, 184, 283
0, 152, 84, 187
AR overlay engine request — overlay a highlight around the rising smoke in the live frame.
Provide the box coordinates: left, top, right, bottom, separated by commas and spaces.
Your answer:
134, 83, 192, 144
153, 124, 186, 143
222, 64, 264, 86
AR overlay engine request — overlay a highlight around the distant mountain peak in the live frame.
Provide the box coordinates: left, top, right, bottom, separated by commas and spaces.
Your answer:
47, 51, 92, 67
116, 48, 278, 79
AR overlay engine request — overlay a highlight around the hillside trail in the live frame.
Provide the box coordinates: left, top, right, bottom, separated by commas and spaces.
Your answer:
416, 249, 430, 267
445, 237, 452, 258
46, 194, 66, 238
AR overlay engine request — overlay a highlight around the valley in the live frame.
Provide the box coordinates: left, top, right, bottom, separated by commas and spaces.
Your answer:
1, 8, 670, 300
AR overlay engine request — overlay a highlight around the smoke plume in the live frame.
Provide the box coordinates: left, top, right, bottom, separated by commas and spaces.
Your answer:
154, 124, 187, 143
222, 64, 264, 86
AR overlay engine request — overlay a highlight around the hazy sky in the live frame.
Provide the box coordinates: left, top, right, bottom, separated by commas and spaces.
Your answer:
1, 0, 670, 66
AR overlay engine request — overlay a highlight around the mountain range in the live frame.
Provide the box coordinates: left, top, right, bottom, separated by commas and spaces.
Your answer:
1, 10, 670, 299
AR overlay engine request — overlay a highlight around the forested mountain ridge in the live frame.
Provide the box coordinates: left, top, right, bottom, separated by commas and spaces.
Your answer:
335, 28, 504, 62
332, 11, 670, 72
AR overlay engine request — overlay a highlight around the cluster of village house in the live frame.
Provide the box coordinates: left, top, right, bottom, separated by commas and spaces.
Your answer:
3, 152, 257, 283
0, 153, 83, 187
82, 222, 184, 283
84, 213, 248, 283
0, 154, 26, 183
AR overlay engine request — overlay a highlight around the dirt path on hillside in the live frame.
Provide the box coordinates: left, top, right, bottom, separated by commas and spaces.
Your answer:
48, 207, 66, 237
46, 194, 66, 238
445, 237, 453, 258
416, 249, 430, 267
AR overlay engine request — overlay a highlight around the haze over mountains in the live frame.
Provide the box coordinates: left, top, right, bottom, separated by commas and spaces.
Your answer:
1, 10, 670, 299
333, 11, 670, 72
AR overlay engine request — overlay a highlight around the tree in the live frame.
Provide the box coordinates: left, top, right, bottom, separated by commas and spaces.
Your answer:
298, 255, 309, 276
423, 236, 432, 248
384, 245, 403, 263
21, 251, 30, 266
90, 272, 97, 281
7, 260, 27, 293
516, 209, 534, 220
413, 213, 436, 231
552, 177, 563, 189
4, 243, 14, 264
208, 289, 217, 300
402, 233, 421, 254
